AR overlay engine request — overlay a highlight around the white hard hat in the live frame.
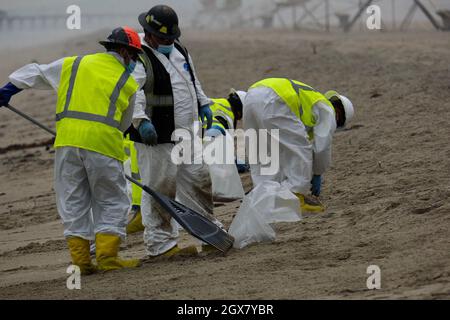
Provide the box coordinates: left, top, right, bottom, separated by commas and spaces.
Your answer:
230, 88, 247, 105
235, 90, 247, 104
325, 90, 354, 127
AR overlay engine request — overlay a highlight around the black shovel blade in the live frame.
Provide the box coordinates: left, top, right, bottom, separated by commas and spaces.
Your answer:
156, 195, 235, 253
126, 175, 234, 253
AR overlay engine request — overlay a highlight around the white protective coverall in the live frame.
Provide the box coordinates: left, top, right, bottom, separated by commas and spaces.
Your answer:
243, 86, 336, 195
133, 34, 215, 256
9, 52, 146, 239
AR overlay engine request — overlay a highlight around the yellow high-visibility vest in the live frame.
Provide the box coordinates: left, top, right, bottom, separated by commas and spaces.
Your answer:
124, 137, 142, 207
209, 98, 235, 131
55, 53, 139, 161
250, 78, 334, 132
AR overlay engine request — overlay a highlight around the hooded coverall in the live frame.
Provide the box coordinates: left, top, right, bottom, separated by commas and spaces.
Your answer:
133, 34, 215, 256
8, 52, 146, 240
243, 79, 336, 195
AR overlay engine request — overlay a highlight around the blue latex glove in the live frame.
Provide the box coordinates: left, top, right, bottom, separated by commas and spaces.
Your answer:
311, 175, 322, 196
0, 82, 22, 107
205, 125, 225, 137
138, 120, 158, 146
235, 159, 250, 173
199, 104, 213, 129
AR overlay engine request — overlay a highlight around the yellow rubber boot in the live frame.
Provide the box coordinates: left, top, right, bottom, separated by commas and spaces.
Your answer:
67, 237, 97, 275
201, 244, 219, 253
95, 233, 141, 272
148, 245, 198, 260
199, 244, 221, 256
126, 207, 145, 235
295, 193, 325, 213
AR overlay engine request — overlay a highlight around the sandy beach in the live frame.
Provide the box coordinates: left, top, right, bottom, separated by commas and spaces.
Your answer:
0, 29, 449, 299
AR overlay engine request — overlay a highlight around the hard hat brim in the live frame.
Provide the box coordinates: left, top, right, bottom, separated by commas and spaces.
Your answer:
324, 90, 340, 101
138, 12, 181, 40
99, 40, 143, 53
325, 90, 354, 127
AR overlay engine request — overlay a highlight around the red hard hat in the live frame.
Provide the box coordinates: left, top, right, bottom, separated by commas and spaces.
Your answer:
99, 26, 142, 52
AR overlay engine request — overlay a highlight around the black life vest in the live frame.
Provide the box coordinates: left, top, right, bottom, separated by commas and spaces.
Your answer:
127, 41, 201, 144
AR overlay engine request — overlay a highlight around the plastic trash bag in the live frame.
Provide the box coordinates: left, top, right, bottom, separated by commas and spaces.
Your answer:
229, 181, 302, 249
209, 163, 245, 201
207, 132, 245, 201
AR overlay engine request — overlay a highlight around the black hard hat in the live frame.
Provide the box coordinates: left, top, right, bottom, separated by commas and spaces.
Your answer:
138, 5, 181, 40
99, 26, 143, 52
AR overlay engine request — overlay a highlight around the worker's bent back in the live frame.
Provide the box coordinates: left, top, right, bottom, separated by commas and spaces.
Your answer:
55, 53, 139, 162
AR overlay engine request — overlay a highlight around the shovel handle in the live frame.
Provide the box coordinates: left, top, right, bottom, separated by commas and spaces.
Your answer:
5, 104, 56, 136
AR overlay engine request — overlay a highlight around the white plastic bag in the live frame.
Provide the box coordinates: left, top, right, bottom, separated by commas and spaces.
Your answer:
207, 132, 245, 201
229, 181, 301, 249
209, 163, 245, 201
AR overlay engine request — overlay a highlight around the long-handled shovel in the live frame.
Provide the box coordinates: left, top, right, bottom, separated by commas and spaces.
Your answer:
3, 104, 234, 253
126, 175, 234, 253
5, 104, 56, 136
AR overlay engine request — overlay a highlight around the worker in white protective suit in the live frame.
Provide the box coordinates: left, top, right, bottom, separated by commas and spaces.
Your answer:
244, 78, 354, 212
0, 27, 147, 274
130, 5, 218, 257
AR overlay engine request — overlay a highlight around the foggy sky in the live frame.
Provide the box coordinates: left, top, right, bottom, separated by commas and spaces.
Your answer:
1, 0, 449, 51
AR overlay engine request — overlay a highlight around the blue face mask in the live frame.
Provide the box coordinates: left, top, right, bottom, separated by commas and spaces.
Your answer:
126, 60, 136, 74
157, 44, 174, 55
